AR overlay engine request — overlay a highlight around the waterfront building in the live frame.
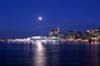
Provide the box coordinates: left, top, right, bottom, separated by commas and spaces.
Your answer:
86, 28, 100, 41
49, 27, 63, 38
66, 31, 83, 39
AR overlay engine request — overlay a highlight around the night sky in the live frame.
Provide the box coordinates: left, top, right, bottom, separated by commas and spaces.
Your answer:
0, 0, 100, 37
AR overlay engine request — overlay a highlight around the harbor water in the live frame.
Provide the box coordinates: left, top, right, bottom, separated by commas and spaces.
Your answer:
0, 42, 100, 66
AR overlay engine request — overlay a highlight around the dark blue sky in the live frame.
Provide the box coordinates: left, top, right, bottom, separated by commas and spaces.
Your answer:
0, 0, 100, 37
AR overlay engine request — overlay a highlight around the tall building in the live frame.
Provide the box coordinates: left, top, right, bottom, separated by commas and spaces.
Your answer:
49, 27, 63, 38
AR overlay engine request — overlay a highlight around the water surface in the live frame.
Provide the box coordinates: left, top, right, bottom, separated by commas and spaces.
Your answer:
0, 43, 99, 66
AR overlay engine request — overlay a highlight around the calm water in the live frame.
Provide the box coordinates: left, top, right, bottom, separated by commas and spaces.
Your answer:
0, 42, 100, 66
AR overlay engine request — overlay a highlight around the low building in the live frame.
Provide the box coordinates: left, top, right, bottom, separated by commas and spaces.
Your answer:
86, 28, 100, 41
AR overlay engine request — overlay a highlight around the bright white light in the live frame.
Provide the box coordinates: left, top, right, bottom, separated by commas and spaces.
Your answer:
37, 42, 42, 48
33, 41, 46, 66
38, 16, 42, 21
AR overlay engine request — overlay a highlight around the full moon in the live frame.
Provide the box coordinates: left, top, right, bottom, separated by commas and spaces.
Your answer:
38, 16, 42, 21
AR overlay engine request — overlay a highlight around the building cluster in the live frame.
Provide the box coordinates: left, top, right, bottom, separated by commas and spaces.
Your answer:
1, 27, 100, 44
85, 28, 100, 41
49, 27, 64, 38
49, 27, 100, 43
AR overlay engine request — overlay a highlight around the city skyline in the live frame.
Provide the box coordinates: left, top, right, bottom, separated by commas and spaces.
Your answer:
0, 0, 100, 37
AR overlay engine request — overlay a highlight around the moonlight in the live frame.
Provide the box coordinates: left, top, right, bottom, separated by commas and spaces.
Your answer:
38, 16, 42, 21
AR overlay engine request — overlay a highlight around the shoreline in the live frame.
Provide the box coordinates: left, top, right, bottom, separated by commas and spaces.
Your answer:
0, 38, 99, 45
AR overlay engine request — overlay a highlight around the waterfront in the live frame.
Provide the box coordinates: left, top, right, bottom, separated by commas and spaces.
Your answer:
0, 43, 99, 66
0, 27, 99, 45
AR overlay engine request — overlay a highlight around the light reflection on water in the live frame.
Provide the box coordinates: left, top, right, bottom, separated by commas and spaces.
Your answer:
86, 45, 99, 66
33, 42, 46, 66
0, 43, 99, 66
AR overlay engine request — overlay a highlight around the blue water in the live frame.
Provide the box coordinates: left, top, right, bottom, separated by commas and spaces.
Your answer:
0, 43, 99, 66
